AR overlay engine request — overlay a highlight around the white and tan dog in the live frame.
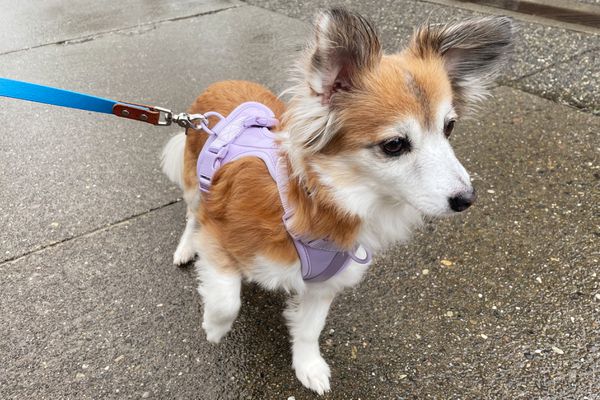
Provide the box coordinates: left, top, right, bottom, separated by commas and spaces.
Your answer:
161, 8, 513, 394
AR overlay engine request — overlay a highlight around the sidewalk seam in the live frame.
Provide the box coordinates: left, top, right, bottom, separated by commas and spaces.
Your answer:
0, 199, 182, 266
0, 4, 242, 57
507, 46, 600, 83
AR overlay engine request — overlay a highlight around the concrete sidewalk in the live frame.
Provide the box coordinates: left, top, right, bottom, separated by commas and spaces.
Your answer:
0, 1, 598, 399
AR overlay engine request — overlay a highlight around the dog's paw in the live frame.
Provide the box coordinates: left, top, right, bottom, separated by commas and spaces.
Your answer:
294, 354, 331, 395
173, 242, 195, 266
202, 320, 232, 344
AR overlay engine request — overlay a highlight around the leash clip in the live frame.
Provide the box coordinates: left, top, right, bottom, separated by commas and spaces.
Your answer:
153, 106, 208, 130
173, 112, 208, 130
172, 112, 209, 130
152, 106, 174, 126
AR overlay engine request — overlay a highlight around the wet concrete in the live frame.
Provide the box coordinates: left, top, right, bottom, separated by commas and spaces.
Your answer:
0, 0, 240, 54
0, 1, 598, 399
245, 0, 600, 115
455, 0, 600, 29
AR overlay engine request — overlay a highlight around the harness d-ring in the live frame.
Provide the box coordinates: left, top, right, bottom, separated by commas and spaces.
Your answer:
349, 246, 372, 264
196, 111, 225, 135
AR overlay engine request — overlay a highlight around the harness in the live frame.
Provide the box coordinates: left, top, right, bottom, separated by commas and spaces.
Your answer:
197, 102, 372, 282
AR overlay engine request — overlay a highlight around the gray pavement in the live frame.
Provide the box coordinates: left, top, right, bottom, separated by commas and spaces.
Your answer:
246, 0, 600, 115
0, 0, 240, 54
1, 1, 598, 399
0, 3, 305, 263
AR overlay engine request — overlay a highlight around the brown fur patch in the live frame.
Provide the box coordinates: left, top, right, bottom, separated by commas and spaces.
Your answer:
323, 54, 452, 154
199, 157, 298, 267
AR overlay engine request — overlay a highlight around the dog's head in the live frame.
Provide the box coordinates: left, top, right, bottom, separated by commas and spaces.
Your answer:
283, 8, 514, 219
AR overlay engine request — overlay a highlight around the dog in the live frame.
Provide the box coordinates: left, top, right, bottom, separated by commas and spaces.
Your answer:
161, 8, 514, 394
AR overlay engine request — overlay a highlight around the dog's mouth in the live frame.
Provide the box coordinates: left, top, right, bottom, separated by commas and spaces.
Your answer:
396, 187, 476, 219
403, 197, 457, 219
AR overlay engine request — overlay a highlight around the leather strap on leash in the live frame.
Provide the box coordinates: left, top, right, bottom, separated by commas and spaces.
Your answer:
0, 77, 207, 130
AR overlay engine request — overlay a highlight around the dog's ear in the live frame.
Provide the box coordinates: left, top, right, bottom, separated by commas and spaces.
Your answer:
306, 8, 382, 105
410, 17, 514, 114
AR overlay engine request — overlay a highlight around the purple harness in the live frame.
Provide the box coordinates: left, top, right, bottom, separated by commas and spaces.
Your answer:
197, 102, 372, 282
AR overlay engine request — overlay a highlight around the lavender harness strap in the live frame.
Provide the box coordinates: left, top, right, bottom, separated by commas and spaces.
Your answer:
197, 102, 372, 282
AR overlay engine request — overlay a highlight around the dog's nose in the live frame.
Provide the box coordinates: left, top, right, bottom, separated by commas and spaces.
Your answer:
448, 189, 477, 212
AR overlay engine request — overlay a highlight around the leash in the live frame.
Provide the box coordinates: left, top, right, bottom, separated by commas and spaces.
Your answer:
0, 77, 207, 130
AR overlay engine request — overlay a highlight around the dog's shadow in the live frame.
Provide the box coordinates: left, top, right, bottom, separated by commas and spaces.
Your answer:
216, 283, 302, 396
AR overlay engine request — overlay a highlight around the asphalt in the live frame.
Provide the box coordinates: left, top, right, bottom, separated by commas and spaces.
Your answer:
0, 1, 598, 399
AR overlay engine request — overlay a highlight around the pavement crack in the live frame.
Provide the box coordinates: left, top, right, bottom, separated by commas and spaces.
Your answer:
499, 45, 600, 116
0, 4, 242, 57
0, 199, 182, 266
508, 46, 600, 83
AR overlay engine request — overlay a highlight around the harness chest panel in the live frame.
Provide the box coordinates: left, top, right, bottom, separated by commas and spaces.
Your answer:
197, 102, 371, 282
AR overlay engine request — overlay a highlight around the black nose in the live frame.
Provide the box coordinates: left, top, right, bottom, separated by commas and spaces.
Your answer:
448, 190, 477, 212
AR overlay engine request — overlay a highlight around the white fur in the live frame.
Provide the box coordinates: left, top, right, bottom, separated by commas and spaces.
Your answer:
280, 83, 339, 179
161, 131, 201, 265
196, 255, 242, 343
173, 215, 197, 265
161, 131, 186, 189
248, 256, 305, 294
285, 259, 369, 394
285, 287, 333, 395
312, 154, 425, 251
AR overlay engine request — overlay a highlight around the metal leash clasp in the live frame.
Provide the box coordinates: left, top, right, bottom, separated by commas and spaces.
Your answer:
172, 112, 209, 130
153, 106, 208, 130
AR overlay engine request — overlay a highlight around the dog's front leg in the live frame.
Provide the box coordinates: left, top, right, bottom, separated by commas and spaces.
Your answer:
285, 286, 335, 395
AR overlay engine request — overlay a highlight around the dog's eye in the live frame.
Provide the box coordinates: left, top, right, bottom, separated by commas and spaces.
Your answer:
380, 137, 411, 156
444, 119, 456, 138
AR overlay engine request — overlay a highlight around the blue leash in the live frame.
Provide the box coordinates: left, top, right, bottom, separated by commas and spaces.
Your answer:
0, 77, 207, 129
0, 77, 117, 114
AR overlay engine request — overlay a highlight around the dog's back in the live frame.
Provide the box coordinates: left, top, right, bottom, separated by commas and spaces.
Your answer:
161, 80, 287, 265
183, 80, 285, 191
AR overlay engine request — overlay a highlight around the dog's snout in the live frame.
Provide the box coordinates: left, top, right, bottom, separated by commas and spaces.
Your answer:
448, 189, 476, 212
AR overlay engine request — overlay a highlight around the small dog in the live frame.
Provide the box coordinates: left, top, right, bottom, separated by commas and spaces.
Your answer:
161, 8, 513, 394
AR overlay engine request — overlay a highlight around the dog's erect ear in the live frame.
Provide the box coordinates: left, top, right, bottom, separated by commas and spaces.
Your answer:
307, 8, 382, 105
410, 17, 514, 114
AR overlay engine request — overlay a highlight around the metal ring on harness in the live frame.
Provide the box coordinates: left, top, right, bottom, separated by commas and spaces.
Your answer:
199, 111, 225, 135
349, 246, 372, 264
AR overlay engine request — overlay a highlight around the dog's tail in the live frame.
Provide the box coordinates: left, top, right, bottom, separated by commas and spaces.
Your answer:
161, 132, 186, 190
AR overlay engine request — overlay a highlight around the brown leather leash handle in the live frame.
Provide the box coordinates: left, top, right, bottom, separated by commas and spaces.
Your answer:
112, 103, 162, 125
